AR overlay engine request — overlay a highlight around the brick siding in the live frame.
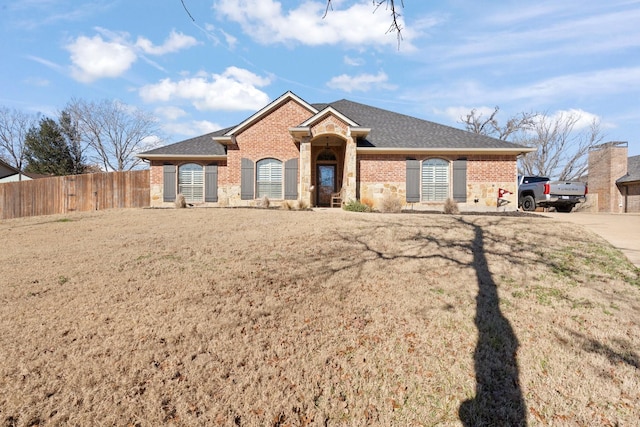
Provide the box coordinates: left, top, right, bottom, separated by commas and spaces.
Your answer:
227, 99, 308, 187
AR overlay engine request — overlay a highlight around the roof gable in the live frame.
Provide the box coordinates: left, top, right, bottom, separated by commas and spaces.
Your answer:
300, 106, 359, 127
224, 91, 317, 137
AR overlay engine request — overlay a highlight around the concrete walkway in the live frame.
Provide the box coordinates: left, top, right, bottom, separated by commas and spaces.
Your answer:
541, 212, 640, 267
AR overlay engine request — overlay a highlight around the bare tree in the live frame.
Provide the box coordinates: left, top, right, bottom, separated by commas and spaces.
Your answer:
517, 112, 604, 181
461, 106, 537, 141
462, 107, 604, 181
65, 99, 161, 171
0, 107, 38, 175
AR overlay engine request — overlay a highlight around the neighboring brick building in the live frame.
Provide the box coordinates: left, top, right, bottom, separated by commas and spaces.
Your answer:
588, 142, 640, 213
138, 91, 534, 211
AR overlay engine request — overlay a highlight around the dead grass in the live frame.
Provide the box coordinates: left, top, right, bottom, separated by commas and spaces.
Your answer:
0, 208, 638, 426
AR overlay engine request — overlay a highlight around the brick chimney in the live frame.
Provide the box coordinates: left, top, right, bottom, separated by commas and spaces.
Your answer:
588, 141, 628, 213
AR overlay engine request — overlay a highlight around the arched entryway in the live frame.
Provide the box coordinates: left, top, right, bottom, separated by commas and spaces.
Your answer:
311, 135, 345, 207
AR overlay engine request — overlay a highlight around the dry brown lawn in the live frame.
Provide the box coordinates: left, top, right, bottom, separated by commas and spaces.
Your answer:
0, 208, 638, 426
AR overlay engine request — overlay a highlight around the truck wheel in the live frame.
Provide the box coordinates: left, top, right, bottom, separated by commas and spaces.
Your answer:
522, 195, 536, 211
556, 205, 573, 213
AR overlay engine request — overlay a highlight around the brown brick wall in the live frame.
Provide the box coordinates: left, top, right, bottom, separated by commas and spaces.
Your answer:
623, 183, 640, 213
358, 154, 406, 182
358, 154, 517, 183
588, 144, 627, 212
150, 161, 163, 185
467, 155, 517, 182
227, 99, 308, 186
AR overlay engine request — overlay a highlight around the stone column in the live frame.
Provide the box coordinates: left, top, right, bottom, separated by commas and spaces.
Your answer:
299, 138, 312, 206
343, 135, 357, 202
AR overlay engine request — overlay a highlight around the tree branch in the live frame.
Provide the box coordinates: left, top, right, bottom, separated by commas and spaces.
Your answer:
181, 0, 195, 22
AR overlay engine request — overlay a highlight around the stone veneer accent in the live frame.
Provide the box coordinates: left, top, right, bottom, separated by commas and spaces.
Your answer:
308, 115, 357, 203
358, 154, 518, 211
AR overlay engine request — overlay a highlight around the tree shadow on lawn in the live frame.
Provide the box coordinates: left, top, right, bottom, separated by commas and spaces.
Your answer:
290, 213, 634, 425
457, 219, 527, 426
315, 216, 528, 425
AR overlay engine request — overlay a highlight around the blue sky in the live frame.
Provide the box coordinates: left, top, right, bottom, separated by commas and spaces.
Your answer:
1, 0, 639, 156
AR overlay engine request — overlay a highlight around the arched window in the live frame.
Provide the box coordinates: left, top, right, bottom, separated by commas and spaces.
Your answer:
317, 149, 336, 161
178, 163, 204, 202
422, 158, 449, 201
256, 158, 283, 199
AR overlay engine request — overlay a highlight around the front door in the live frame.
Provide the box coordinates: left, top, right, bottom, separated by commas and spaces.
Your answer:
317, 164, 336, 206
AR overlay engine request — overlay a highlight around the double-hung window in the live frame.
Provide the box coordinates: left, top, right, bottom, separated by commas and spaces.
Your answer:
256, 158, 283, 199
178, 163, 204, 203
421, 158, 449, 201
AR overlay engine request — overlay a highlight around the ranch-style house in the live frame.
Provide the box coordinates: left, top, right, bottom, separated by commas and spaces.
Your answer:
138, 91, 534, 211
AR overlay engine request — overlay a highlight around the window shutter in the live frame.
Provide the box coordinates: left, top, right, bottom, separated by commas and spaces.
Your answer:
205, 164, 218, 202
406, 159, 420, 202
241, 158, 254, 200
163, 164, 176, 202
453, 159, 467, 202
284, 158, 298, 200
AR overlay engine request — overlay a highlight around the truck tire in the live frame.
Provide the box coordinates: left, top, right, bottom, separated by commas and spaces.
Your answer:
522, 195, 536, 211
556, 205, 574, 213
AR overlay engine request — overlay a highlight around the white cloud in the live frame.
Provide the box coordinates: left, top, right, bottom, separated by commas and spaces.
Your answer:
326, 71, 395, 92
213, 0, 416, 49
343, 56, 364, 66
545, 109, 602, 131
219, 29, 238, 50
163, 120, 223, 137
155, 106, 188, 120
136, 30, 198, 55
139, 66, 271, 111
65, 28, 198, 82
66, 34, 137, 83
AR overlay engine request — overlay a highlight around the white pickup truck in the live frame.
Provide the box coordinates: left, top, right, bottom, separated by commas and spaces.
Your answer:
518, 175, 588, 213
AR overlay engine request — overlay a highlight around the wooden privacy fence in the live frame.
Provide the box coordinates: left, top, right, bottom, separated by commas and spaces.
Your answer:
0, 170, 150, 220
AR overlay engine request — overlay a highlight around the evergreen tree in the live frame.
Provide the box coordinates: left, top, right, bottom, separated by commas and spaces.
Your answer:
59, 110, 86, 174
24, 117, 75, 175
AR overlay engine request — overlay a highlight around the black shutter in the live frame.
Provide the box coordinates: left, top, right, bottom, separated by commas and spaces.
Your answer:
163, 164, 176, 202
453, 159, 467, 202
241, 158, 254, 200
406, 159, 420, 203
205, 164, 218, 202
284, 158, 298, 200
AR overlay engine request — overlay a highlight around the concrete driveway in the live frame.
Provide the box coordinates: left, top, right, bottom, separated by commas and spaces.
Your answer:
541, 212, 640, 267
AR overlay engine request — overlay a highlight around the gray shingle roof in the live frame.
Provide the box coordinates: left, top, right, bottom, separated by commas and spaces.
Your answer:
141, 95, 531, 158
617, 155, 640, 184
139, 127, 231, 157
319, 99, 528, 149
